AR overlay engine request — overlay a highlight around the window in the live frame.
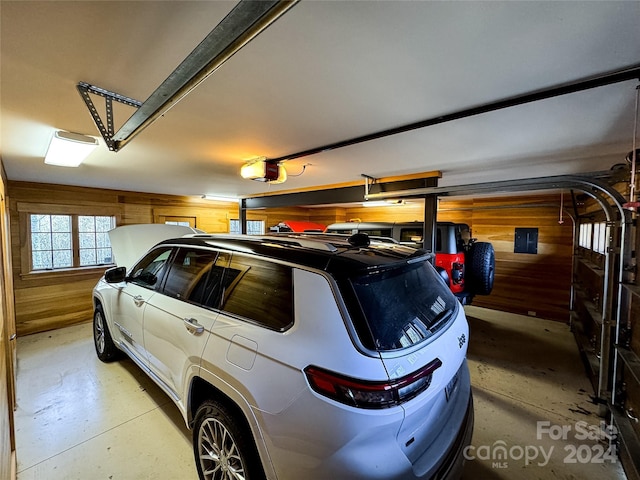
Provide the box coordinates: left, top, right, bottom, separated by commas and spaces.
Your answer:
163, 248, 228, 309
163, 216, 196, 227
220, 254, 293, 331
31, 214, 72, 269
578, 223, 592, 249
399, 228, 423, 244
349, 258, 456, 351
229, 219, 265, 235
593, 222, 607, 254
578, 223, 587, 248
130, 247, 173, 289
578, 222, 606, 254
79, 215, 114, 266
359, 228, 393, 237
30, 214, 115, 271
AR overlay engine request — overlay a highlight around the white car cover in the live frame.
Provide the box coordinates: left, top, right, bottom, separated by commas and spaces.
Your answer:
108, 224, 201, 270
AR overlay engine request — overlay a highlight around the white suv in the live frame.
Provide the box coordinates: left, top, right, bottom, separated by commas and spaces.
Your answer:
92, 225, 473, 480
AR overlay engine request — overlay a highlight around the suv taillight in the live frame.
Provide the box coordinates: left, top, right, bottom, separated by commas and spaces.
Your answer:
304, 358, 442, 409
452, 262, 464, 284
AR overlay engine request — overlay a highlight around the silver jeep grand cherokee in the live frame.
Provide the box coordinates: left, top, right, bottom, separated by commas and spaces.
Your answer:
93, 225, 473, 480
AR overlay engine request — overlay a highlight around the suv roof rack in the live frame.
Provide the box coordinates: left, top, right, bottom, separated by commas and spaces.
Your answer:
184, 233, 339, 253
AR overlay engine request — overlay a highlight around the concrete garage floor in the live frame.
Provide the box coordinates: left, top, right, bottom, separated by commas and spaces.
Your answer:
13, 306, 626, 480
462, 306, 625, 480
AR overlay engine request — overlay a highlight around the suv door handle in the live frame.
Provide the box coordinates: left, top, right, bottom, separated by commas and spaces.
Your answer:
133, 295, 145, 307
183, 317, 205, 335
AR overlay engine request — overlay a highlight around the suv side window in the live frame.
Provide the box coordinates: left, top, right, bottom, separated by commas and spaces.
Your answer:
360, 228, 393, 237
220, 254, 293, 331
399, 228, 423, 246
130, 247, 173, 289
163, 248, 227, 308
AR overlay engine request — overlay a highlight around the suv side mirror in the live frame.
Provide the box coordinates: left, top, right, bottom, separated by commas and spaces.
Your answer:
104, 266, 127, 283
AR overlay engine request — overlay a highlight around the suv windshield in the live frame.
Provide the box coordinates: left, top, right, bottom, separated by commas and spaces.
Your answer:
349, 258, 457, 351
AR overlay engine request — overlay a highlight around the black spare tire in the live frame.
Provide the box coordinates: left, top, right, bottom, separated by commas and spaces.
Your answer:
467, 242, 495, 295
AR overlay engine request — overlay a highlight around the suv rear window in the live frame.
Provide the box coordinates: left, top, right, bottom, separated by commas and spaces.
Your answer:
349, 258, 457, 351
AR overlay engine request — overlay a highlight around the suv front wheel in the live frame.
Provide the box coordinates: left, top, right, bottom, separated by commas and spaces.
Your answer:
93, 304, 120, 362
193, 400, 265, 480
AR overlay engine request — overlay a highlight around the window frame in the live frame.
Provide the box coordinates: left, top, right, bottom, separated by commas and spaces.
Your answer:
18, 202, 122, 280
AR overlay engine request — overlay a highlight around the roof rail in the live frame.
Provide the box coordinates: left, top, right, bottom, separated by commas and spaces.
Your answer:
183, 233, 339, 252
257, 234, 339, 252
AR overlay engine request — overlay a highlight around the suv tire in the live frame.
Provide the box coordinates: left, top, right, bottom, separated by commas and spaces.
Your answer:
93, 304, 121, 362
193, 400, 265, 480
467, 242, 495, 295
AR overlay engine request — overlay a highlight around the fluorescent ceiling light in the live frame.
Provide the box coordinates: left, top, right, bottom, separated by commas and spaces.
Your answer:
362, 200, 407, 207
44, 130, 98, 167
201, 195, 238, 202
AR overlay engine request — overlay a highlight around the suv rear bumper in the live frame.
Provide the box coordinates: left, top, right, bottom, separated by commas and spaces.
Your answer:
432, 393, 474, 479
409, 361, 474, 479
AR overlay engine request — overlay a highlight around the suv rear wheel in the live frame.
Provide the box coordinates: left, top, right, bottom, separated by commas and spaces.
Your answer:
467, 242, 495, 295
193, 400, 265, 480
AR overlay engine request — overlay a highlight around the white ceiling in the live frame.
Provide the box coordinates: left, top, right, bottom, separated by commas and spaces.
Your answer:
1, 1, 639, 200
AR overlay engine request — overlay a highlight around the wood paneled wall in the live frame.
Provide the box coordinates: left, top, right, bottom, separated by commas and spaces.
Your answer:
1, 161, 16, 480
462, 196, 573, 321
9, 181, 573, 337
8, 182, 244, 336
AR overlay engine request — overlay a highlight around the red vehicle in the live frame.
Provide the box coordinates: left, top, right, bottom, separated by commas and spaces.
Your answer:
325, 221, 494, 305
269, 220, 326, 233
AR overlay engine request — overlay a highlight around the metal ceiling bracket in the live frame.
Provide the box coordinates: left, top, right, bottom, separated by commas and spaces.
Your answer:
361, 174, 377, 200
77, 82, 143, 151
78, 0, 298, 153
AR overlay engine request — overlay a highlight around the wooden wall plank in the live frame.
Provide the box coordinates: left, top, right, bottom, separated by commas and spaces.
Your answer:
0, 159, 15, 479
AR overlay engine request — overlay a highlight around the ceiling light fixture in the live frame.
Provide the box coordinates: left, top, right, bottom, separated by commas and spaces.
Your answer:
240, 158, 287, 184
362, 199, 407, 207
44, 130, 98, 167
201, 195, 238, 202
